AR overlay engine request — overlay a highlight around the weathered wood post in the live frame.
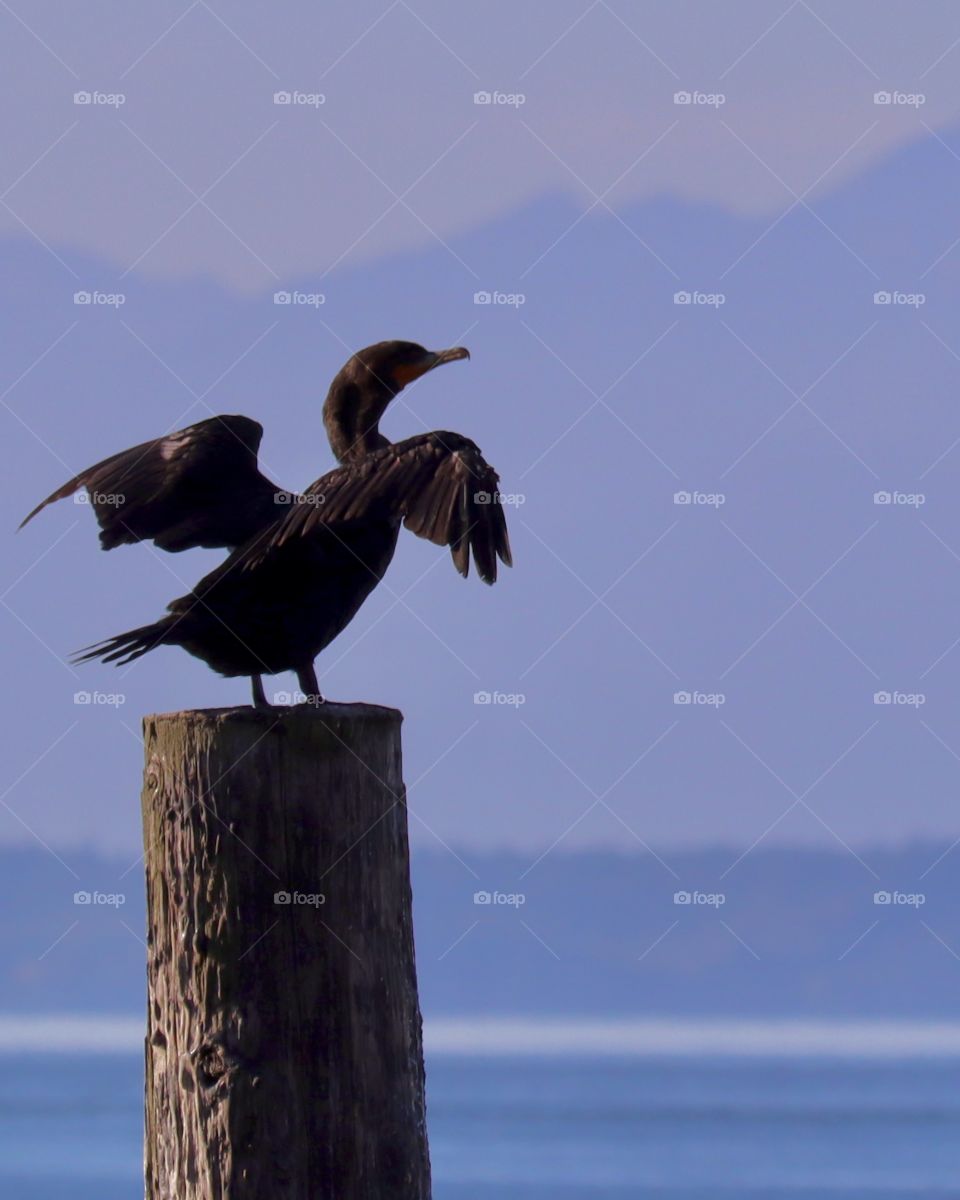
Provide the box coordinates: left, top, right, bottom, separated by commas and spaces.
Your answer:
140, 704, 430, 1199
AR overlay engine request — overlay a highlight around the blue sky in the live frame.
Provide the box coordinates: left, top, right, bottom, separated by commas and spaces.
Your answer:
4, 2, 960, 858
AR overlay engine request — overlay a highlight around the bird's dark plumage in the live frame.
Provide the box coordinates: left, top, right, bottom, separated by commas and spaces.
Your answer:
20, 414, 279, 552
26, 340, 511, 706
253, 431, 511, 584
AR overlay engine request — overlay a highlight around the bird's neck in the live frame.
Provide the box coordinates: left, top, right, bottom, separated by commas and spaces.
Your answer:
324, 383, 393, 463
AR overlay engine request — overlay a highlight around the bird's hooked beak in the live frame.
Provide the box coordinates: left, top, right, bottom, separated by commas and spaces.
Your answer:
392, 346, 470, 388
428, 346, 471, 368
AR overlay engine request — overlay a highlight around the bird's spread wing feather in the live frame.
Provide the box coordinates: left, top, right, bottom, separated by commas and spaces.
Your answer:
248, 432, 512, 584
20, 415, 280, 552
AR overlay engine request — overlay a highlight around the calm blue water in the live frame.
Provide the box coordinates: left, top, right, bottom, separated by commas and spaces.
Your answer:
1, 1052, 959, 1198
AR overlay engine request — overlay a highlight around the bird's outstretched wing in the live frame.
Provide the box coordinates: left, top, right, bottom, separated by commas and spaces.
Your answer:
20, 415, 282, 552
248, 431, 513, 583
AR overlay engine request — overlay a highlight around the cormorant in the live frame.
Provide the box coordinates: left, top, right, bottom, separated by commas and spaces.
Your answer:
21, 340, 512, 707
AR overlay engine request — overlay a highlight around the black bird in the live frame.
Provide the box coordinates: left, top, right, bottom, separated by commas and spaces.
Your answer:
22, 341, 512, 707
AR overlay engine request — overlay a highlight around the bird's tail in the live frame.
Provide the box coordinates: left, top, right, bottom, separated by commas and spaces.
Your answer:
72, 619, 171, 667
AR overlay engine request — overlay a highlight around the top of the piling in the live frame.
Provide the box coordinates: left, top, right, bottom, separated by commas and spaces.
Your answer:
146, 702, 403, 727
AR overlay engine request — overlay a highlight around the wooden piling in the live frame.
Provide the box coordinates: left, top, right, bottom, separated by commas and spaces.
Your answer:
140, 704, 430, 1199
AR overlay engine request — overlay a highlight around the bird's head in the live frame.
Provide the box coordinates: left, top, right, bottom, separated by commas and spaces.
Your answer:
324, 340, 470, 462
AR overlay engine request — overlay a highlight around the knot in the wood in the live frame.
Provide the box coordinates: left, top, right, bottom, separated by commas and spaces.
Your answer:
179, 1037, 241, 1098
144, 753, 164, 796
196, 1041, 233, 1089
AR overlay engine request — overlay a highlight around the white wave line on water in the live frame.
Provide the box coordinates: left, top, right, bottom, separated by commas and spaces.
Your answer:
0, 1016, 144, 1053
426, 1017, 960, 1058
5, 1014, 960, 1057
